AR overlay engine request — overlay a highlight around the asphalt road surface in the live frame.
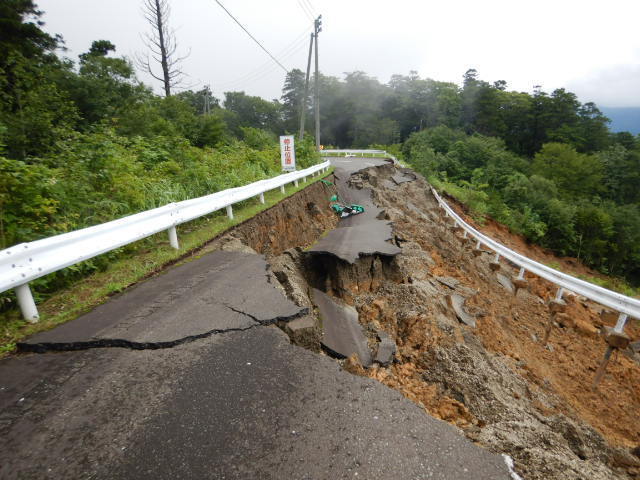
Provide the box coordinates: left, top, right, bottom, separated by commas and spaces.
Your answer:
0, 158, 515, 480
309, 157, 401, 263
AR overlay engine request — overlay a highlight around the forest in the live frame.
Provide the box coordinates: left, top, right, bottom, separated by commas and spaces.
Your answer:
2, 0, 640, 299
282, 71, 640, 285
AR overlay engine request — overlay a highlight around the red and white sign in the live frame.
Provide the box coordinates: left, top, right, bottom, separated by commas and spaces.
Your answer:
280, 135, 296, 172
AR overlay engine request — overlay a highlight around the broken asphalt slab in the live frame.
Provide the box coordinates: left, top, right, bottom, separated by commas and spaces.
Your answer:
19, 250, 306, 352
313, 288, 373, 366
374, 330, 397, 365
447, 293, 477, 327
0, 185, 515, 479
308, 157, 401, 263
308, 223, 400, 264
391, 171, 416, 185
496, 273, 515, 293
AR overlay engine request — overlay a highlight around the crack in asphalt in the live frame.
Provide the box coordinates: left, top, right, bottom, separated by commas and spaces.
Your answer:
17, 323, 263, 354
17, 303, 309, 353
18, 304, 308, 354
223, 304, 309, 324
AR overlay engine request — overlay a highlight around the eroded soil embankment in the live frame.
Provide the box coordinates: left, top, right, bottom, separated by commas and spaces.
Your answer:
213, 162, 639, 479
226, 162, 640, 480
367, 168, 640, 480
200, 178, 339, 257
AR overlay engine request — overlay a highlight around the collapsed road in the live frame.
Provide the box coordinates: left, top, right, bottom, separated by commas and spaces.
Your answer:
0, 158, 516, 479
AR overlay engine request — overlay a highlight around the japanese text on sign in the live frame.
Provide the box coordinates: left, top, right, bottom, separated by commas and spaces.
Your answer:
280, 135, 296, 172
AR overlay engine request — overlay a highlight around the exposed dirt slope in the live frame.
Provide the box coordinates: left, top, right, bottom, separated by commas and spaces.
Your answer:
260, 163, 640, 480
200, 179, 338, 257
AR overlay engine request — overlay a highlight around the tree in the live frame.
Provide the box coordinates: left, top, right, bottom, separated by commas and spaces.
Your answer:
461, 68, 480, 133
65, 40, 146, 126
532, 142, 603, 198
0, 0, 58, 69
280, 69, 306, 134
599, 145, 640, 204
137, 0, 188, 96
175, 86, 219, 115
223, 91, 282, 135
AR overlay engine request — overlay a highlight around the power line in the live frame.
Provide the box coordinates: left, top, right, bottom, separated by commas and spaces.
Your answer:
297, 0, 314, 21
302, 0, 317, 17
214, 27, 312, 90
213, 0, 289, 73
214, 39, 309, 93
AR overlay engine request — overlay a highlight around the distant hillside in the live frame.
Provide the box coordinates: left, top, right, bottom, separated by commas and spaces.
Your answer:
600, 107, 640, 135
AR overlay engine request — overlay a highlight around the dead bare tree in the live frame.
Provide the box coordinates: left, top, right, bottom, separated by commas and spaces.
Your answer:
137, 0, 188, 96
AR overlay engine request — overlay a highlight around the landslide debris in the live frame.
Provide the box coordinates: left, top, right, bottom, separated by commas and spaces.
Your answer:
219, 161, 639, 479
258, 161, 640, 480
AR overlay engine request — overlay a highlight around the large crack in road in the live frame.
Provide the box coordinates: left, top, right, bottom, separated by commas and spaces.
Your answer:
0, 162, 517, 480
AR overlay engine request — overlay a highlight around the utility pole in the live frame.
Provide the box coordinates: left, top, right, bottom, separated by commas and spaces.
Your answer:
313, 15, 322, 151
298, 33, 314, 141
203, 86, 211, 115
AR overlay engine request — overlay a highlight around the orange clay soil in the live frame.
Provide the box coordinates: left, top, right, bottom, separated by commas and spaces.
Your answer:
429, 195, 640, 447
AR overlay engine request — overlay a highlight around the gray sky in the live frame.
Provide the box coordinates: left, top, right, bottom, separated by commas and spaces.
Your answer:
38, 0, 640, 107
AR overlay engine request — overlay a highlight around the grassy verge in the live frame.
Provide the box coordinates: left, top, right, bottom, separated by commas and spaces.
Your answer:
429, 176, 491, 222
0, 168, 334, 355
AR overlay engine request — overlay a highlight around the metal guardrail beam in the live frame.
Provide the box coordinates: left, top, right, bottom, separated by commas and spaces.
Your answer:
320, 149, 386, 154
431, 187, 640, 326
319, 149, 398, 164
1, 161, 331, 322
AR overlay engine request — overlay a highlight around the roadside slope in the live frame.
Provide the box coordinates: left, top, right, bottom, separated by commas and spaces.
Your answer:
305, 160, 639, 479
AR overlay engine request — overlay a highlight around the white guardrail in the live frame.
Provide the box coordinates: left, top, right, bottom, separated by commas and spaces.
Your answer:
320, 149, 398, 163
1, 161, 331, 322
432, 187, 639, 334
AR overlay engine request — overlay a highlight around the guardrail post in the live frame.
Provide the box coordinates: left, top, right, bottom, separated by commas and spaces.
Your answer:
294, 179, 299, 187
167, 226, 179, 250
226, 205, 234, 220
593, 313, 630, 389
513, 267, 528, 297
490, 253, 501, 271
280, 185, 285, 194
15, 283, 39, 323
303, 176, 307, 183
259, 193, 265, 204
614, 313, 628, 332
544, 288, 567, 344
472, 240, 483, 257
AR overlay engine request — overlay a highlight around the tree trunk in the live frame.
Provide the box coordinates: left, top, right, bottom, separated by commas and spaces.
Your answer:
154, 0, 171, 96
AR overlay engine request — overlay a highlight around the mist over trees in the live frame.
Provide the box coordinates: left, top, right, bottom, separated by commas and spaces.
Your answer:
2, 0, 640, 293
277, 67, 640, 285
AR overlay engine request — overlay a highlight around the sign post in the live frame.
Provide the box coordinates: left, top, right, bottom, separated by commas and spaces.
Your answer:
280, 135, 296, 172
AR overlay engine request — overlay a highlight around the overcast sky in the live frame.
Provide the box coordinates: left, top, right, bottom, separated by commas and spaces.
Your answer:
37, 0, 640, 107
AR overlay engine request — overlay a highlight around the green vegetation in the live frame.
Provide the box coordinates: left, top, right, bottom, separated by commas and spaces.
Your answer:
404, 126, 640, 286
0, 170, 333, 354
0, 2, 321, 315
3, 0, 640, 333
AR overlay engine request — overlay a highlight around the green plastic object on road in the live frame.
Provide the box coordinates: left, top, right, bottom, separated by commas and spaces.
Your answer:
329, 192, 364, 218
331, 203, 365, 218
